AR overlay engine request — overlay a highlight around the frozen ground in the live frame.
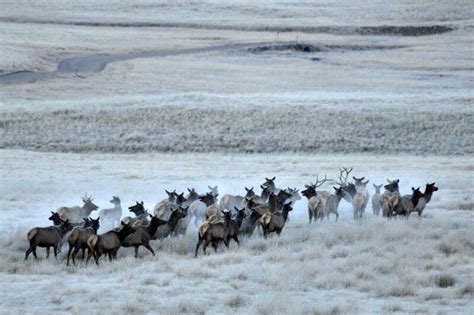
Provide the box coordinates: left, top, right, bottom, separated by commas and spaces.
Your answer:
0, 150, 473, 314
1, 0, 473, 314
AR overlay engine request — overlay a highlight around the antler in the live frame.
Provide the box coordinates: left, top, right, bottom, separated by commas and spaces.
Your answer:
335, 167, 353, 186
314, 174, 332, 188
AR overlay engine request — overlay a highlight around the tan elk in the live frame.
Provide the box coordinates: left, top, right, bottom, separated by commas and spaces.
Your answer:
323, 186, 345, 221
302, 175, 331, 223
56, 194, 99, 222
219, 187, 255, 212
381, 179, 400, 217
98, 196, 122, 226
371, 184, 383, 216
353, 176, 370, 214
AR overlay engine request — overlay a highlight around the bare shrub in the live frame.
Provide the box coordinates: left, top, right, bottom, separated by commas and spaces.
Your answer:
433, 274, 456, 288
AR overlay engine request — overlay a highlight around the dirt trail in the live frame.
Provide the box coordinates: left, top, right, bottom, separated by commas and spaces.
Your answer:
0, 42, 274, 84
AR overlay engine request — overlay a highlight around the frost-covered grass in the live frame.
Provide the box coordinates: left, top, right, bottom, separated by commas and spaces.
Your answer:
1, 209, 472, 314
0, 150, 473, 313
1, 98, 472, 155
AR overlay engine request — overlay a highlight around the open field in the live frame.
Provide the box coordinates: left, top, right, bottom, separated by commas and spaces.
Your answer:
1, 150, 473, 313
1, 0, 473, 313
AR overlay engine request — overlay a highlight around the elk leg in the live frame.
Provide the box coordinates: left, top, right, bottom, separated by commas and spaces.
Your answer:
144, 243, 155, 256
308, 208, 313, 223
66, 245, 74, 266
233, 235, 240, 247
108, 253, 113, 262
53, 245, 58, 259
25, 245, 35, 261
135, 246, 139, 258
203, 240, 210, 255
195, 238, 203, 257
212, 242, 218, 253
71, 246, 80, 265
46, 247, 50, 259
95, 253, 101, 265
81, 248, 85, 260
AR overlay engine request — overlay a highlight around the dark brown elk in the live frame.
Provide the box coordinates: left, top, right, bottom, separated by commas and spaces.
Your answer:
86, 221, 136, 265
126, 201, 149, 226
413, 183, 438, 216
371, 184, 383, 216
195, 210, 232, 257
240, 198, 267, 236
25, 219, 72, 260
262, 176, 277, 193
259, 202, 293, 238
121, 214, 167, 257
98, 196, 122, 226
56, 194, 99, 222
389, 187, 424, 217
66, 217, 100, 265
226, 207, 247, 246
153, 207, 187, 239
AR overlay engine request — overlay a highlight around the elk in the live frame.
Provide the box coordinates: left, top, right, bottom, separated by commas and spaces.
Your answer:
302, 175, 331, 223
335, 167, 353, 202
154, 191, 184, 219
341, 183, 367, 220
371, 184, 383, 216
98, 196, 122, 226
240, 198, 267, 236
390, 187, 424, 217
381, 179, 400, 217
153, 207, 187, 239
219, 187, 255, 212
188, 191, 218, 225
261, 176, 278, 193
25, 219, 72, 260
323, 186, 345, 221
121, 214, 167, 257
226, 207, 247, 246
259, 202, 293, 238
56, 193, 99, 222
66, 217, 100, 265
86, 221, 136, 265
413, 183, 438, 216
284, 187, 302, 205
353, 176, 370, 214
195, 209, 232, 257
126, 201, 149, 226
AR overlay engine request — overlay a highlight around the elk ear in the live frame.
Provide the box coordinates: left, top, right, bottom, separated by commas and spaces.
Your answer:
260, 185, 265, 189
363, 180, 369, 185
396, 179, 399, 183
141, 201, 144, 205
97, 216, 100, 221
245, 187, 249, 191
387, 179, 391, 183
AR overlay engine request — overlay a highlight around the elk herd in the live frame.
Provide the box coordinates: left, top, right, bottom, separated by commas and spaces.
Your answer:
24, 168, 438, 265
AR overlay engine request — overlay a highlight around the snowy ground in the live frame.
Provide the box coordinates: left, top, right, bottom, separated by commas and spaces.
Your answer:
0, 150, 473, 313
1, 0, 473, 314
